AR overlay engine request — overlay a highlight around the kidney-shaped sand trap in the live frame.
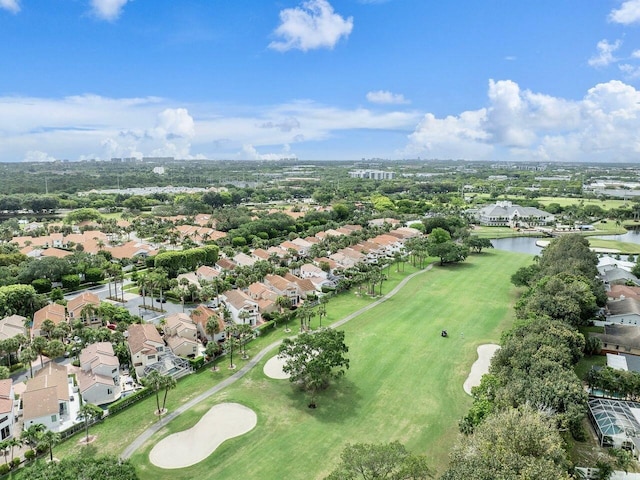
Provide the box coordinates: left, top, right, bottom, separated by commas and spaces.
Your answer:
463, 344, 500, 395
263, 354, 291, 379
149, 402, 257, 469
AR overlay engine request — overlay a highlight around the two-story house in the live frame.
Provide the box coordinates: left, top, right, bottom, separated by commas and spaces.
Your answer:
77, 342, 121, 406
163, 313, 199, 358
127, 324, 166, 379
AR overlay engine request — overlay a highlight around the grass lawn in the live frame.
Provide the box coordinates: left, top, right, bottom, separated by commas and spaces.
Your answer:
573, 354, 606, 381
586, 238, 640, 254
50, 266, 411, 462
125, 250, 531, 479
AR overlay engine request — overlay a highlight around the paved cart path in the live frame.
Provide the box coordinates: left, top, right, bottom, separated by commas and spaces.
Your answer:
121, 264, 432, 460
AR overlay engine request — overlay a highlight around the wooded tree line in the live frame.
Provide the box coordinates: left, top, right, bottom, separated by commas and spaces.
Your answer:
444, 235, 605, 478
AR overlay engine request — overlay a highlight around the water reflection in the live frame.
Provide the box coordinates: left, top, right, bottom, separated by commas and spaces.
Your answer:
491, 237, 542, 256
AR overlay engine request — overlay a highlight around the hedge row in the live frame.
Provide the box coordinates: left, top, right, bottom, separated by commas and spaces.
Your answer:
108, 387, 152, 416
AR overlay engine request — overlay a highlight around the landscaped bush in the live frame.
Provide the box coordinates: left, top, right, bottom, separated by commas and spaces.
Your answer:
31, 278, 52, 294
61, 274, 80, 290
11, 457, 20, 468
255, 320, 276, 335
23, 449, 35, 461
189, 356, 205, 370
9, 363, 23, 372
108, 387, 151, 416
0, 463, 10, 474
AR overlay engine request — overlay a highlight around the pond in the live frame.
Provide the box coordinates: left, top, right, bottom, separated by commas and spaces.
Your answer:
591, 228, 640, 245
491, 237, 542, 256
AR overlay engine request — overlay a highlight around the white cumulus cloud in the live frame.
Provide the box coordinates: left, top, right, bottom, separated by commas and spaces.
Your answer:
589, 39, 622, 68
269, 0, 353, 52
241, 144, 297, 161
90, 0, 130, 21
366, 90, 409, 105
609, 0, 640, 24
23, 151, 56, 163
405, 79, 640, 163
0, 0, 20, 13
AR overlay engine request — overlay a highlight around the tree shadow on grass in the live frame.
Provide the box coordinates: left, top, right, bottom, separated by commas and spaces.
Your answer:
283, 378, 362, 423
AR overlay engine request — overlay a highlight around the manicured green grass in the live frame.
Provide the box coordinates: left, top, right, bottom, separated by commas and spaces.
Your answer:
51, 267, 411, 461
127, 250, 531, 479
586, 238, 640, 254
471, 226, 540, 239
574, 354, 606, 382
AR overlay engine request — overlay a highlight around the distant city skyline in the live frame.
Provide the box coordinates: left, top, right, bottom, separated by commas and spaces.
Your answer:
2, 1, 640, 163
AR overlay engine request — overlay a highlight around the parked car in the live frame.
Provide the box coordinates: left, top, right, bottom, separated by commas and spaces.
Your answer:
156, 296, 167, 303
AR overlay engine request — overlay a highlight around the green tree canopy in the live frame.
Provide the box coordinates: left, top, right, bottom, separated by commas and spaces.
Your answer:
279, 328, 349, 407
325, 441, 432, 480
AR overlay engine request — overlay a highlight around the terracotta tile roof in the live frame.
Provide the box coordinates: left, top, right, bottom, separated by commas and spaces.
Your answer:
127, 324, 164, 356
77, 370, 115, 393
41, 248, 72, 258
300, 263, 325, 276
252, 249, 270, 260
314, 257, 339, 270
608, 285, 640, 300
0, 379, 12, 415
0, 314, 26, 341
222, 289, 256, 310
264, 274, 294, 293
164, 313, 197, 336
108, 241, 157, 260
67, 291, 100, 317
166, 335, 198, 351
196, 265, 220, 280
33, 303, 67, 335
233, 252, 256, 267
216, 258, 237, 271
190, 305, 224, 333
23, 361, 69, 421
80, 342, 119, 371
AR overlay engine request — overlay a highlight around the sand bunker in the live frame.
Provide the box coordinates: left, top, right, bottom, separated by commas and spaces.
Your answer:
463, 344, 500, 395
263, 354, 290, 379
149, 402, 257, 469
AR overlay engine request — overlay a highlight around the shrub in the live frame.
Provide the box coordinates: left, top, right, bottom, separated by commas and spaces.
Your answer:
108, 387, 151, 416
9, 363, 23, 372
255, 320, 276, 335
0, 463, 10, 474
61, 274, 80, 290
189, 356, 205, 370
11, 457, 20, 468
23, 449, 35, 461
31, 278, 52, 294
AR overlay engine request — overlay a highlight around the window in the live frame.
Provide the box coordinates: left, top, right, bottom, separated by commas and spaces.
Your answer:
51, 415, 57, 422
0, 426, 9, 440
107, 389, 112, 395
0, 416, 8, 424
147, 355, 155, 361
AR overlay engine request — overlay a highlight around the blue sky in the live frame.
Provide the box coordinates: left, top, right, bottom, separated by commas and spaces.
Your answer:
2, 1, 640, 162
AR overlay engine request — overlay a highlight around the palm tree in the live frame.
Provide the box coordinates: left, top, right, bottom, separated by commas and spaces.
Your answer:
205, 315, 221, 342
275, 296, 292, 332
142, 370, 164, 416
77, 403, 103, 443
238, 308, 251, 326
37, 429, 61, 462
31, 336, 48, 367
19, 346, 37, 378
80, 303, 99, 327
161, 375, 177, 413
224, 325, 239, 369
236, 324, 253, 360
20, 423, 45, 449
6, 437, 21, 463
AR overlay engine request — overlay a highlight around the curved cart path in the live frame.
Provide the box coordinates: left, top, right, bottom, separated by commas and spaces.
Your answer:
121, 264, 433, 460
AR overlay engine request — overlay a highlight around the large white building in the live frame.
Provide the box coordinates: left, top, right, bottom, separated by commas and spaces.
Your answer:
474, 201, 555, 227
348, 169, 395, 180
